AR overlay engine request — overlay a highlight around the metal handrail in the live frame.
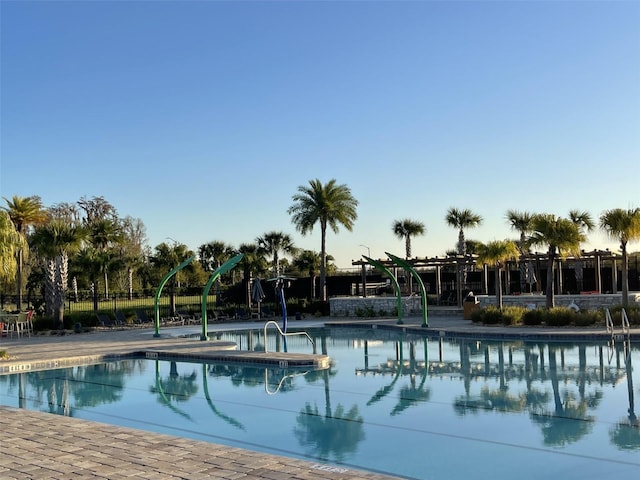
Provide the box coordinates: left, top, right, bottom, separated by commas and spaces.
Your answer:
605, 308, 614, 338
622, 308, 630, 339
263, 320, 315, 354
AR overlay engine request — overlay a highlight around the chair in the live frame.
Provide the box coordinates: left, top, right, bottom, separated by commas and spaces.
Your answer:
96, 313, 114, 328
260, 305, 275, 319
135, 309, 153, 324
235, 307, 249, 320
176, 310, 194, 325
20, 310, 34, 337
114, 310, 127, 326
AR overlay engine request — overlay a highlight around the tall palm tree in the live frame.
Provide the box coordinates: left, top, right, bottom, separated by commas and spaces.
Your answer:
2, 195, 48, 309
568, 210, 595, 293
288, 179, 358, 301
149, 241, 195, 317
476, 240, 519, 309
0, 211, 27, 284
256, 231, 297, 277
31, 220, 87, 328
600, 208, 640, 308
445, 207, 483, 256
392, 219, 425, 259
506, 210, 535, 293
445, 207, 483, 286
529, 214, 584, 308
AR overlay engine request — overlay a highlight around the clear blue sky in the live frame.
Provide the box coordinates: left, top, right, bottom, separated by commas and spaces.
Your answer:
2, 0, 639, 269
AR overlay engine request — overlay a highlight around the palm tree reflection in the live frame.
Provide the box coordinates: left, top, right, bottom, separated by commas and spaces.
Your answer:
149, 360, 198, 421
610, 343, 640, 450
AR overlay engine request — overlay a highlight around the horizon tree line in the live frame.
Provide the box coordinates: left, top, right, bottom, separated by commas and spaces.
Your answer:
2, 182, 640, 323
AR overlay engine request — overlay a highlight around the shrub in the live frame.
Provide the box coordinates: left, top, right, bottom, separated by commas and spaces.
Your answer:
500, 306, 525, 326
574, 310, 600, 326
544, 307, 575, 327
523, 309, 544, 326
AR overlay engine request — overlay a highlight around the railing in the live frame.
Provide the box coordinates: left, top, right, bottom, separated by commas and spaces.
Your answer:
263, 320, 315, 354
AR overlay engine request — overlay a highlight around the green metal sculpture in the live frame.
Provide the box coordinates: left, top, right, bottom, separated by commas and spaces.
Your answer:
200, 253, 244, 340
362, 255, 404, 324
386, 252, 428, 327
154, 256, 195, 337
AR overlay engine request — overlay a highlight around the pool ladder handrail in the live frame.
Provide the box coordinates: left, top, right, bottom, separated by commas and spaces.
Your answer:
605, 308, 631, 343
263, 320, 316, 354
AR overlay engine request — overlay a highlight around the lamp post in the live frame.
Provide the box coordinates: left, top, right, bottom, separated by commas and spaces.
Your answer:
359, 245, 371, 297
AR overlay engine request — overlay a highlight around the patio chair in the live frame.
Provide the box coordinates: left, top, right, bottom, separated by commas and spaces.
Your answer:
96, 313, 114, 328
114, 310, 127, 326
260, 305, 275, 319
235, 307, 250, 320
135, 309, 153, 325
19, 310, 34, 337
176, 310, 195, 325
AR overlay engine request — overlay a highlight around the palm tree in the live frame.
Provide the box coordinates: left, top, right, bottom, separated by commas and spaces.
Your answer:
2, 195, 48, 309
568, 210, 595, 292
600, 208, 640, 308
256, 231, 297, 277
288, 179, 358, 301
529, 214, 584, 308
198, 240, 235, 306
31, 220, 87, 328
237, 243, 268, 309
506, 210, 535, 293
0, 210, 27, 284
292, 249, 330, 300
392, 219, 425, 259
446, 207, 483, 256
88, 218, 124, 300
476, 240, 519, 308
445, 207, 483, 286
149, 241, 195, 317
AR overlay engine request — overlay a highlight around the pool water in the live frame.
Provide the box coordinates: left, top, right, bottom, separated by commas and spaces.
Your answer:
1, 327, 639, 479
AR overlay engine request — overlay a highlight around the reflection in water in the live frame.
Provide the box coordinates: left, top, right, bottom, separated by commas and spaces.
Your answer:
610, 342, 640, 450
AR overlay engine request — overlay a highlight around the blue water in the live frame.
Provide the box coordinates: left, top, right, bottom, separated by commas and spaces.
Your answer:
1, 327, 640, 479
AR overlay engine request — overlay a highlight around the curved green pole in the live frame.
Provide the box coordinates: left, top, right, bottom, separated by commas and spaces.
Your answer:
200, 253, 244, 340
363, 255, 404, 325
154, 256, 196, 337
386, 252, 428, 328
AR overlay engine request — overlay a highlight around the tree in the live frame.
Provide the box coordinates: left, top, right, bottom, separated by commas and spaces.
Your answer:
87, 218, 124, 300
198, 240, 235, 306
529, 214, 584, 308
445, 207, 483, 286
506, 210, 535, 293
292, 250, 333, 300
476, 240, 519, 309
237, 243, 268, 308
0, 211, 27, 285
256, 231, 297, 277
2, 195, 48, 309
149, 241, 195, 317
568, 210, 595, 293
445, 207, 483, 256
392, 219, 425, 259
288, 179, 358, 301
31, 220, 87, 328
600, 208, 640, 308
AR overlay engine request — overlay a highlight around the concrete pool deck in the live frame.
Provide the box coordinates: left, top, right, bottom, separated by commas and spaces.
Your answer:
1, 312, 638, 479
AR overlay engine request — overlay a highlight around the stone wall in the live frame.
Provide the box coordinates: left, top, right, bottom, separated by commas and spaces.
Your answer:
330, 293, 640, 316
476, 293, 640, 310
329, 296, 423, 317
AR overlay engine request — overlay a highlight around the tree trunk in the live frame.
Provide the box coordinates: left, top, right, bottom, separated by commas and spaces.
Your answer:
319, 223, 327, 302
16, 248, 23, 310
621, 242, 629, 308
495, 266, 503, 309
546, 247, 556, 309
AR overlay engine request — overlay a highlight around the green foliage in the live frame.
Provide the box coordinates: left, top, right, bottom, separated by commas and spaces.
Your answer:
608, 305, 640, 326
474, 305, 603, 328
544, 307, 575, 326
0, 349, 8, 359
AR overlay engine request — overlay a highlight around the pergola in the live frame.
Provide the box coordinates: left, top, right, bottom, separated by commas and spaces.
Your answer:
352, 249, 620, 306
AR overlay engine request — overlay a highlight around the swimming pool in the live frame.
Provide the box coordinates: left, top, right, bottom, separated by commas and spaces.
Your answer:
1, 327, 639, 479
